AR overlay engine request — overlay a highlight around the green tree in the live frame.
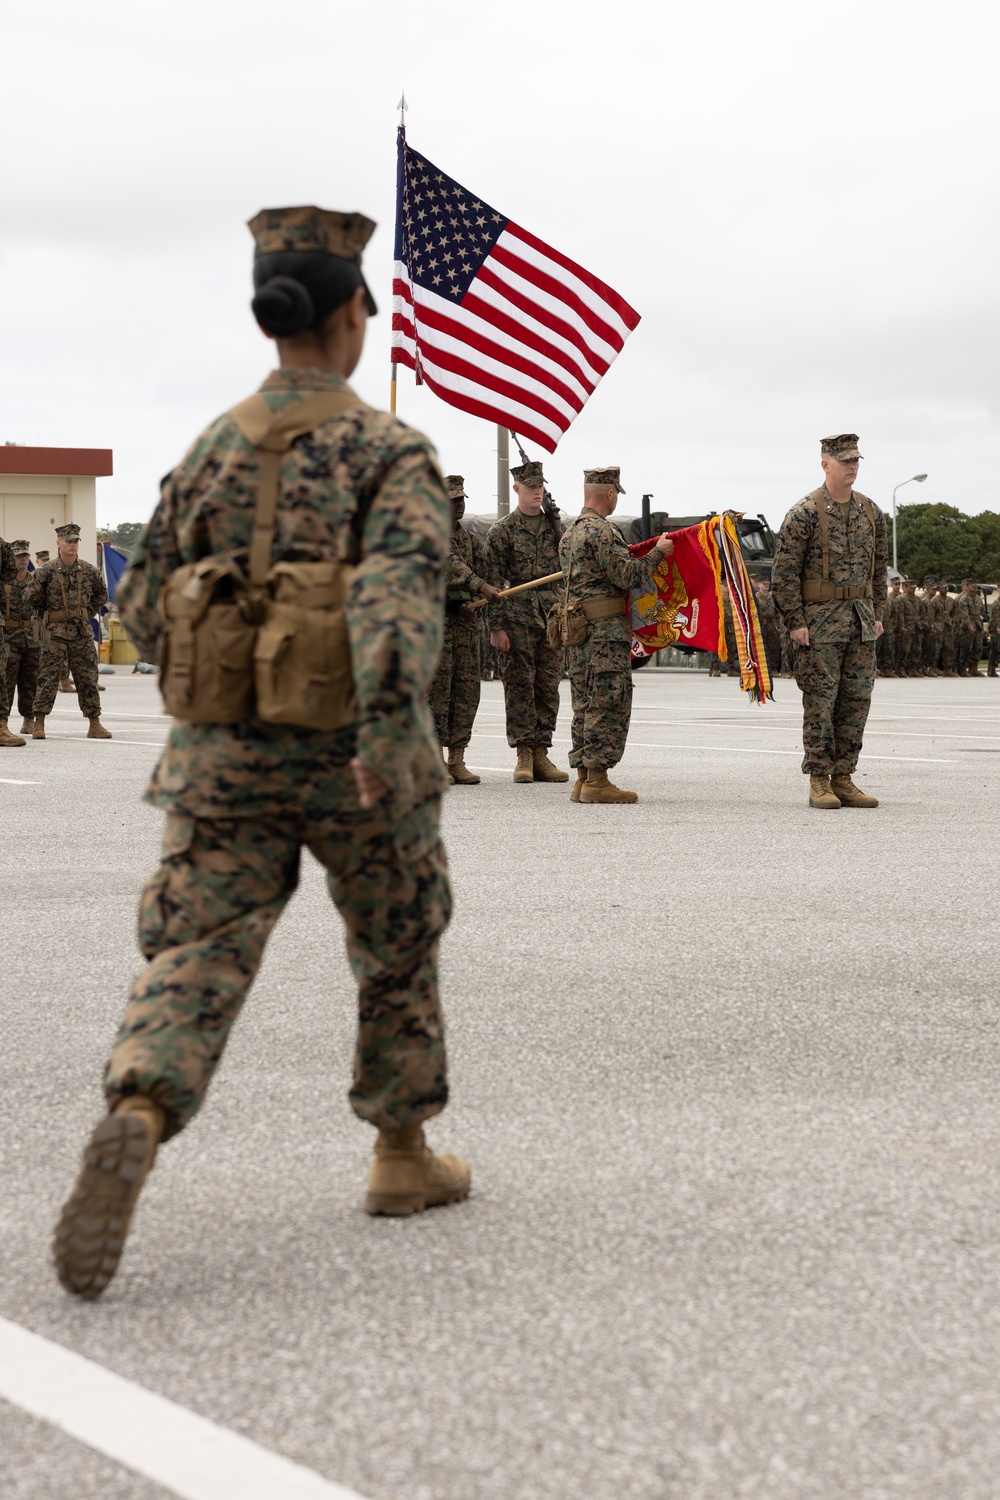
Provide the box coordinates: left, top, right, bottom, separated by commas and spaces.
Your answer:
895, 502, 992, 582
97, 521, 146, 553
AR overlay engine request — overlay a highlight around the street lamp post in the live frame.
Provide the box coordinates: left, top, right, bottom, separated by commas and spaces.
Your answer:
891, 473, 928, 574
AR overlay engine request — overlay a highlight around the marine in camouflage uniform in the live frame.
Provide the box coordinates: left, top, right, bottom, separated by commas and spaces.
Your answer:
0, 536, 21, 746
27, 524, 110, 738
954, 580, 985, 676
876, 579, 900, 676
772, 433, 887, 809
988, 594, 1000, 677
486, 459, 567, 783
895, 581, 920, 675
54, 204, 468, 1301
936, 585, 957, 675
428, 475, 498, 785
0, 541, 40, 742
753, 578, 782, 681
558, 466, 669, 804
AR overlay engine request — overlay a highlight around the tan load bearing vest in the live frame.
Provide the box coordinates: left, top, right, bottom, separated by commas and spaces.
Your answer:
799, 488, 878, 603
158, 388, 365, 729
546, 517, 629, 648
47, 569, 93, 624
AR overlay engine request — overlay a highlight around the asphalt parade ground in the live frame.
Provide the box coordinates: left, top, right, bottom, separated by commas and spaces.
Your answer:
2, 665, 999, 1500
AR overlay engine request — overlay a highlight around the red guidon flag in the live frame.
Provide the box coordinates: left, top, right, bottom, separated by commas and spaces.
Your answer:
628, 514, 772, 703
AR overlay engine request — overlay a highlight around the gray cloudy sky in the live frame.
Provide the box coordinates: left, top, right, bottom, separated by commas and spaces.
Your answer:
3, 0, 998, 531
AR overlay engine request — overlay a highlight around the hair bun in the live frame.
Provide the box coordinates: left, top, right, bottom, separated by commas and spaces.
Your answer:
251, 275, 315, 336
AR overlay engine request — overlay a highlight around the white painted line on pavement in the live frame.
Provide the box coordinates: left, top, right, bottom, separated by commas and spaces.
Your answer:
0, 1316, 369, 1500
0, 777, 39, 784
626, 741, 957, 763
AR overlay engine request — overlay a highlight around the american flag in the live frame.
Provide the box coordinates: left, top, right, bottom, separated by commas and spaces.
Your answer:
391, 130, 641, 454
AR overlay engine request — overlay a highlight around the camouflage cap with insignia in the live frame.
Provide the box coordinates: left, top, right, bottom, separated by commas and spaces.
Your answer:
820, 433, 863, 461
584, 466, 626, 494
55, 523, 81, 540
445, 475, 467, 500
510, 460, 545, 486
12, 539, 30, 555
247, 206, 378, 316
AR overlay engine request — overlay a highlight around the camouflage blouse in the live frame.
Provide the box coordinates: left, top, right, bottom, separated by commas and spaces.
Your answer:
772, 486, 888, 644
558, 509, 665, 645
485, 508, 562, 632
117, 366, 451, 819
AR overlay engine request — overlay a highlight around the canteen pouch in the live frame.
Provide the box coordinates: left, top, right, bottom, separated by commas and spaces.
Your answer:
254, 560, 356, 730
546, 600, 589, 648
158, 559, 256, 723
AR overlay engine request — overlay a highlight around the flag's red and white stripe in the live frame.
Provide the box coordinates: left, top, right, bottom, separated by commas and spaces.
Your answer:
392, 224, 640, 453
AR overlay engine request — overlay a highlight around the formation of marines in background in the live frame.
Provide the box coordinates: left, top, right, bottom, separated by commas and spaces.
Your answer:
0, 523, 112, 747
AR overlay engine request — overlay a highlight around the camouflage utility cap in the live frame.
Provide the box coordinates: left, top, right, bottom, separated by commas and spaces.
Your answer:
584, 467, 626, 494
248, 205, 378, 315
55, 523, 82, 540
511, 460, 545, 486
446, 475, 467, 500
35, 550, 50, 562
820, 433, 863, 461
12, 539, 30, 555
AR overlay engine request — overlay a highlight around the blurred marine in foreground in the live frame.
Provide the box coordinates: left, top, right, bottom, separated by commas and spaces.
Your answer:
54, 204, 469, 1300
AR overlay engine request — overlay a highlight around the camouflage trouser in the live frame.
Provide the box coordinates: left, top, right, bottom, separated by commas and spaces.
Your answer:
499, 622, 562, 748
988, 629, 999, 671
0, 633, 40, 719
104, 810, 452, 1142
875, 628, 893, 671
793, 619, 875, 776
429, 619, 481, 750
34, 630, 100, 718
939, 628, 956, 672
897, 629, 919, 674
956, 627, 983, 673
567, 635, 632, 770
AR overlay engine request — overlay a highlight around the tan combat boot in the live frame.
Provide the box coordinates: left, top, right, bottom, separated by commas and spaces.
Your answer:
441, 748, 455, 786
31, 715, 46, 739
580, 767, 638, 804
532, 747, 569, 783
53, 1096, 165, 1298
19, 716, 34, 734
447, 749, 480, 785
88, 718, 113, 739
513, 744, 534, 782
0, 720, 26, 747
59, 677, 74, 693
830, 775, 879, 808
808, 774, 841, 809
569, 767, 588, 802
364, 1124, 470, 1217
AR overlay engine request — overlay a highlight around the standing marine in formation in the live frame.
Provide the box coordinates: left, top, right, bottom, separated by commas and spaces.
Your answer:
27, 523, 111, 740
486, 459, 567, 783
54, 202, 468, 1300
428, 475, 499, 785
772, 433, 887, 810
559, 467, 671, 804
0, 540, 40, 745
0, 534, 20, 746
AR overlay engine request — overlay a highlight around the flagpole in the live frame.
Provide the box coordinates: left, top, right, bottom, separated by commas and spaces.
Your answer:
390, 89, 408, 418
496, 425, 509, 518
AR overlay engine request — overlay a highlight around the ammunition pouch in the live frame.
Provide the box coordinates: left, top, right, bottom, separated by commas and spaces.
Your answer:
157, 387, 366, 729
546, 600, 588, 648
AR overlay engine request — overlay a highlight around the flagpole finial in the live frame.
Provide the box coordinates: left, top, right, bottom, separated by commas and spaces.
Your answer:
397, 91, 408, 127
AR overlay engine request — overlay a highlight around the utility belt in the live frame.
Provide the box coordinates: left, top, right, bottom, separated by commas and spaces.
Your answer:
3, 614, 33, 631
581, 594, 627, 621
46, 606, 91, 623
157, 388, 367, 731
801, 581, 873, 603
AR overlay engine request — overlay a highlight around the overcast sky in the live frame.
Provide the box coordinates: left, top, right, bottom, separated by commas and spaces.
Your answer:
3, 0, 998, 533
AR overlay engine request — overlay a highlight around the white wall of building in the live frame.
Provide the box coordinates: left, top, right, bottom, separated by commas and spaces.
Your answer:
0, 474, 97, 563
